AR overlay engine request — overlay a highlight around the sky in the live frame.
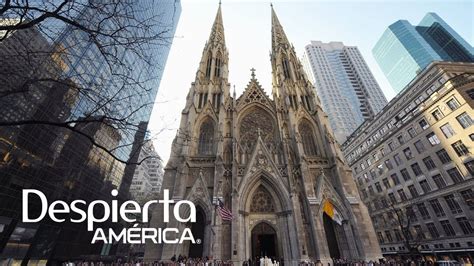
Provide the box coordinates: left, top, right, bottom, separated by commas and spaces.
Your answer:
148, 0, 473, 164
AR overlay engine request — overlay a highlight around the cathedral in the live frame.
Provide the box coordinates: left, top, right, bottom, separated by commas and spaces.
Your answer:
145, 4, 382, 265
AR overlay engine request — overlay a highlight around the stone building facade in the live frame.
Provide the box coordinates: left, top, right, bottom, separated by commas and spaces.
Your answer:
342, 62, 474, 260
145, 4, 382, 264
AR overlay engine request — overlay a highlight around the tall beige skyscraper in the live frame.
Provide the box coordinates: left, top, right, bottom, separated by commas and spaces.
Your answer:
302, 41, 388, 144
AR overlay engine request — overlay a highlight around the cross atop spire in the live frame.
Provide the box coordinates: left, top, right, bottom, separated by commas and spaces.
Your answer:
250, 68, 256, 79
271, 4, 290, 52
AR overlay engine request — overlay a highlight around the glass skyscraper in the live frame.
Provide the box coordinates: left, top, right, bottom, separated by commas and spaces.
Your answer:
0, 0, 181, 263
373, 12, 473, 93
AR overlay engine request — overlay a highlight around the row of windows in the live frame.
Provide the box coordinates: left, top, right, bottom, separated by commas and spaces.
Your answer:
361, 162, 471, 202
348, 91, 471, 165
377, 216, 473, 245
357, 110, 472, 173
196, 92, 221, 109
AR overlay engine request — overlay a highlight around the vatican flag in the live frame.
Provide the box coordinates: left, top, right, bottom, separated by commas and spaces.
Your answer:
323, 200, 343, 225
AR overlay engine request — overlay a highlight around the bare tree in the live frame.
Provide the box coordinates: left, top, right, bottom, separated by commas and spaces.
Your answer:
0, 0, 180, 165
373, 193, 426, 259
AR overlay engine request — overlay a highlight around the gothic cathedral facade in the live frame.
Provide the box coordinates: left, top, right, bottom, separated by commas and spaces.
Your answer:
145, 4, 382, 265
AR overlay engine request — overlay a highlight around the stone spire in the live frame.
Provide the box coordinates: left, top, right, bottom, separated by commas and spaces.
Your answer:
208, 2, 226, 47
195, 3, 229, 83
271, 4, 290, 53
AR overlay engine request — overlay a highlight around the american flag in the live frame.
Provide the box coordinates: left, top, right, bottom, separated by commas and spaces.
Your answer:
216, 199, 233, 221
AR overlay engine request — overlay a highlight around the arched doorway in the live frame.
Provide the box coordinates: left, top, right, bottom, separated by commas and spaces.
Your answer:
323, 213, 341, 259
251, 222, 278, 259
188, 206, 205, 258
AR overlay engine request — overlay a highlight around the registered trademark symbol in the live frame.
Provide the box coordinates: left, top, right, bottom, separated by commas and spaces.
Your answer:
196, 239, 202, 244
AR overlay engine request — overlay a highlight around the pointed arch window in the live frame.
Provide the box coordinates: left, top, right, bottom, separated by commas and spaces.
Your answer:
214, 52, 222, 78
198, 119, 215, 155
205, 52, 212, 78
282, 56, 291, 80
250, 186, 275, 213
299, 120, 318, 156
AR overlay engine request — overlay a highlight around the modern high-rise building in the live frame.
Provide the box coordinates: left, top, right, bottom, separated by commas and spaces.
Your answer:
129, 141, 164, 204
0, 0, 181, 264
373, 12, 473, 93
302, 41, 388, 144
342, 62, 474, 261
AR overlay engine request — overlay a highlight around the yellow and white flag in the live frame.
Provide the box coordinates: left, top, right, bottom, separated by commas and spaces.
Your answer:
323, 200, 343, 225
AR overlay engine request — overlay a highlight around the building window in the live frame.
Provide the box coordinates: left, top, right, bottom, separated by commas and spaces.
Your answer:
398, 189, 408, 201
426, 223, 440, 238
408, 127, 417, 138
411, 163, 423, 176
391, 173, 400, 185
401, 169, 411, 181
426, 132, 441, 146
385, 230, 393, 242
452, 141, 469, 156
388, 142, 395, 151
429, 199, 446, 217
459, 189, 474, 208
397, 135, 404, 145
393, 153, 403, 166
205, 53, 212, 78
377, 232, 384, 244
408, 185, 419, 198
457, 217, 473, 235
385, 159, 393, 170
456, 112, 473, 129
299, 120, 318, 156
447, 167, 464, 183
423, 156, 436, 170
446, 97, 461, 111
414, 140, 425, 153
375, 182, 382, 193
403, 148, 413, 160
417, 203, 431, 220
431, 109, 444, 121
282, 57, 291, 80
368, 185, 374, 195
465, 161, 474, 176
445, 194, 463, 214
370, 170, 376, 180
440, 123, 456, 138
432, 174, 447, 189
440, 220, 456, 236
214, 52, 222, 78
436, 149, 452, 164
394, 229, 403, 241
388, 193, 397, 203
383, 178, 391, 188
419, 180, 431, 193
414, 225, 425, 239
198, 119, 215, 155
406, 206, 417, 222
419, 119, 429, 130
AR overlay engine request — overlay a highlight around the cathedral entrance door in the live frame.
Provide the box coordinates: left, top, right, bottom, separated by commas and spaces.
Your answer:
323, 213, 341, 259
251, 222, 278, 260
188, 207, 205, 258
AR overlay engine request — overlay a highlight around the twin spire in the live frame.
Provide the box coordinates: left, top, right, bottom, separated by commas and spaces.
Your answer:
207, 3, 289, 54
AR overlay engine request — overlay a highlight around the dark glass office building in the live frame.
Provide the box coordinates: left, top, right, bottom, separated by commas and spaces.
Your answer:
0, 0, 181, 264
373, 12, 473, 93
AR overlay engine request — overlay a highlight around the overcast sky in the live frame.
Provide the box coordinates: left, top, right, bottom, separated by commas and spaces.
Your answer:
148, 0, 473, 164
